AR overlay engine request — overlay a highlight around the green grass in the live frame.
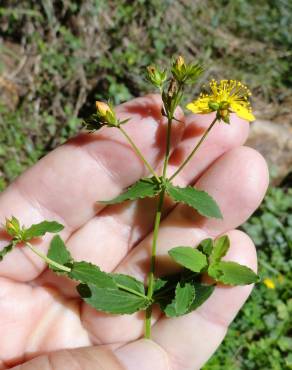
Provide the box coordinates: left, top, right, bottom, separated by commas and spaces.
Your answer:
0, 1, 291, 368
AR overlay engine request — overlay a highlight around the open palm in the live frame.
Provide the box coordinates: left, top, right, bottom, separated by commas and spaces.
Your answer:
0, 95, 268, 370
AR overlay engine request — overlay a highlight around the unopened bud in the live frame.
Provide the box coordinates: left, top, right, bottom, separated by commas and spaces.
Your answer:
147, 65, 156, 75
146, 65, 167, 88
95, 101, 111, 117
175, 56, 185, 70
5, 216, 21, 237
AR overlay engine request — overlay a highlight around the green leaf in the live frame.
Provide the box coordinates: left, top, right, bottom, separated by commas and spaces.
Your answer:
187, 282, 215, 312
153, 277, 168, 292
163, 282, 195, 317
210, 235, 230, 263
198, 238, 213, 256
100, 177, 161, 204
208, 261, 259, 285
77, 283, 150, 314
0, 242, 14, 261
165, 183, 222, 219
23, 221, 64, 240
169, 246, 208, 272
47, 235, 72, 272
69, 261, 116, 288
175, 282, 195, 315
112, 273, 145, 295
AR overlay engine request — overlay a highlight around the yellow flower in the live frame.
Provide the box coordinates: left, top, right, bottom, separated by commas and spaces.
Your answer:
95, 101, 111, 117
186, 79, 255, 122
263, 278, 275, 289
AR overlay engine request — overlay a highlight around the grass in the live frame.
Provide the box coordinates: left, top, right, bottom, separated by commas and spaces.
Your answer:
0, 1, 291, 368
204, 186, 292, 369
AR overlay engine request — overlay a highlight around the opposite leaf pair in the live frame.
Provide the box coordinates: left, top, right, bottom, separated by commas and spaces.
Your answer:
102, 176, 222, 219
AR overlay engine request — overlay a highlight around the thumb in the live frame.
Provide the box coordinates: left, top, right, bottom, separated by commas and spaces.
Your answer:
10, 340, 169, 370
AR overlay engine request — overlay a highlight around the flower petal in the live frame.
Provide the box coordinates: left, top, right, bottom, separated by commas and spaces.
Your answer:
230, 102, 255, 122
186, 97, 211, 114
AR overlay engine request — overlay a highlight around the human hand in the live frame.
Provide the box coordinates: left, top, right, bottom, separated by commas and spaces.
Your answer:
0, 95, 268, 370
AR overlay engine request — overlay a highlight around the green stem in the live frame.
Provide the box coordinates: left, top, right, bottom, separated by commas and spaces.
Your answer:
162, 117, 172, 178
145, 189, 165, 338
145, 115, 173, 339
26, 242, 71, 272
169, 116, 218, 181
119, 126, 160, 183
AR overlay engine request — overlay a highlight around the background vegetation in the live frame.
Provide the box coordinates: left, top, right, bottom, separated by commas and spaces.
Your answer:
0, 1, 291, 368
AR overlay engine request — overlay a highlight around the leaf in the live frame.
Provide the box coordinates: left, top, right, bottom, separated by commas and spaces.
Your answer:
100, 177, 161, 204
174, 282, 195, 315
198, 238, 213, 256
210, 235, 230, 263
69, 261, 116, 288
23, 221, 64, 240
153, 273, 214, 316
169, 246, 208, 272
112, 273, 145, 295
77, 283, 150, 314
208, 261, 259, 285
0, 242, 14, 261
47, 235, 72, 272
162, 282, 195, 317
153, 278, 168, 292
165, 183, 222, 219
187, 282, 215, 312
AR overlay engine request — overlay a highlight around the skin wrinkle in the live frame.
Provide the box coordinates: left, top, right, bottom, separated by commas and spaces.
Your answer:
154, 339, 189, 370
12, 180, 70, 233
52, 350, 84, 370
84, 139, 140, 196
116, 339, 172, 370
25, 295, 66, 354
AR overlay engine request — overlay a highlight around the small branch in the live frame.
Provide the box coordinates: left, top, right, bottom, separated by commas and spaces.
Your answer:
169, 116, 218, 181
26, 242, 71, 272
118, 126, 160, 183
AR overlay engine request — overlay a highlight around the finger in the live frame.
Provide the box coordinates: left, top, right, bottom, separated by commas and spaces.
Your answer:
80, 146, 268, 343
9, 342, 170, 370
56, 113, 249, 274
0, 95, 185, 281
151, 230, 257, 370
9, 346, 125, 370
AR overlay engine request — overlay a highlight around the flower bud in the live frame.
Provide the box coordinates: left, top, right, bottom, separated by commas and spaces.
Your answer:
175, 56, 185, 71
146, 65, 167, 88
5, 216, 21, 237
96, 101, 111, 117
